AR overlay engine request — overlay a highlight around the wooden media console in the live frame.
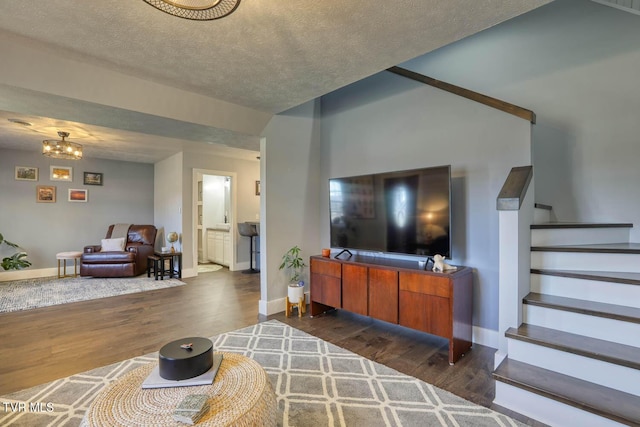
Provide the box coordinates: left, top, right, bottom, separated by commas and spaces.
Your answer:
310, 254, 473, 364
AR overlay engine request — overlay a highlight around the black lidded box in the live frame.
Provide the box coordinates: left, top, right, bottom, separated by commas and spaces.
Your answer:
159, 337, 214, 380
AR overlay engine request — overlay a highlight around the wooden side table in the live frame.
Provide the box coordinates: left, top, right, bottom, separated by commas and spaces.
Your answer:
152, 251, 182, 280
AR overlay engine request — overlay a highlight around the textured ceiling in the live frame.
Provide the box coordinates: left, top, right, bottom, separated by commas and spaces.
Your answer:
0, 0, 552, 163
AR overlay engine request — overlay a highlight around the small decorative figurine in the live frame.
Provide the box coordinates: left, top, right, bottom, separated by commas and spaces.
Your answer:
432, 254, 457, 273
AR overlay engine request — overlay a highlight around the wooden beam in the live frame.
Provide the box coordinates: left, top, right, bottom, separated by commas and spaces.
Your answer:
387, 66, 536, 124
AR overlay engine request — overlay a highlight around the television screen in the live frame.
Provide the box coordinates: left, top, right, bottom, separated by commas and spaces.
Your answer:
329, 165, 451, 258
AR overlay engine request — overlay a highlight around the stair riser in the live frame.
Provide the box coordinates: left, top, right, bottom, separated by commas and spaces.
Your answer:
531, 228, 630, 246
531, 274, 640, 309
507, 339, 640, 396
524, 304, 639, 347
531, 251, 640, 273
494, 382, 627, 427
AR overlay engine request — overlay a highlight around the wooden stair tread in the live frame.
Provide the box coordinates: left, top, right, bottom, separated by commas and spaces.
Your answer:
531, 222, 632, 229
531, 269, 640, 286
531, 242, 640, 254
506, 324, 640, 370
524, 292, 640, 324
493, 358, 640, 426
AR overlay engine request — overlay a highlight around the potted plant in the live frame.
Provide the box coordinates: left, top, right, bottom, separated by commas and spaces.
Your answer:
0, 233, 31, 270
279, 245, 307, 316
279, 245, 306, 284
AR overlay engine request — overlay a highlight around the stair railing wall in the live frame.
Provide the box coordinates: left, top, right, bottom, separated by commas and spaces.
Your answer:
495, 166, 534, 368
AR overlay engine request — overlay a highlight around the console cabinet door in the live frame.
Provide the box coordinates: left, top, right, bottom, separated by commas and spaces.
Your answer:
342, 264, 368, 316
399, 272, 452, 339
310, 258, 342, 309
213, 232, 224, 265
368, 267, 398, 324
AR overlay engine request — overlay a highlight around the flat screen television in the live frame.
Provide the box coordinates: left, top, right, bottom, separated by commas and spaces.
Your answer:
329, 165, 451, 258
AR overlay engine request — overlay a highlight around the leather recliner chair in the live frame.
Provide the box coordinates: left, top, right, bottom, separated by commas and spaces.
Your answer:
80, 224, 157, 277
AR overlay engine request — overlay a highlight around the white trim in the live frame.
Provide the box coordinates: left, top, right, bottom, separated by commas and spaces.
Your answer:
260, 293, 309, 316
507, 339, 640, 395
472, 325, 499, 349
192, 169, 238, 275
0, 267, 58, 282
234, 261, 250, 272
495, 382, 622, 427
591, 0, 640, 16
181, 267, 196, 278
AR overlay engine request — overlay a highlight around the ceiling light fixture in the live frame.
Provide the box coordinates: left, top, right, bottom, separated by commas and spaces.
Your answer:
142, 0, 240, 20
42, 131, 83, 160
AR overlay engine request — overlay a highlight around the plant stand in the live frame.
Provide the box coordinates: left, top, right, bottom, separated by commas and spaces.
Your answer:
285, 296, 306, 318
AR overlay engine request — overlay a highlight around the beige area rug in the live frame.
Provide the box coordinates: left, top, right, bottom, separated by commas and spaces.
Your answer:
0, 320, 525, 427
0, 276, 185, 314
197, 263, 223, 273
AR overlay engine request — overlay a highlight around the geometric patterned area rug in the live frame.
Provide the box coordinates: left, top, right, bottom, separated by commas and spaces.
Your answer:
0, 276, 185, 314
0, 320, 524, 426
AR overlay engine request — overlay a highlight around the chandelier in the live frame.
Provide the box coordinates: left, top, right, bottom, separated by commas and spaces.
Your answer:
142, 0, 241, 20
42, 131, 83, 160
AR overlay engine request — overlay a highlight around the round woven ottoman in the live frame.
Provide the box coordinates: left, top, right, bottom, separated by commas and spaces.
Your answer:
81, 352, 277, 426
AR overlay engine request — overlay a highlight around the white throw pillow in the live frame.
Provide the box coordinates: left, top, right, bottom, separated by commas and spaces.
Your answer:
101, 237, 126, 252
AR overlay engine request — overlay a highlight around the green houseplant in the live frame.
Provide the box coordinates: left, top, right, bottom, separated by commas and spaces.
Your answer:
0, 233, 31, 270
279, 245, 306, 284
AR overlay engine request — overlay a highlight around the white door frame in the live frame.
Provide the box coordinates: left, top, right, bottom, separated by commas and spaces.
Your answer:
192, 168, 238, 273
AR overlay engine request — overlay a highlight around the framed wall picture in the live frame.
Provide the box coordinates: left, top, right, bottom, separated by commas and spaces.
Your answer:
68, 188, 88, 202
36, 185, 56, 203
15, 166, 38, 181
50, 166, 73, 182
83, 172, 103, 186
255, 180, 261, 196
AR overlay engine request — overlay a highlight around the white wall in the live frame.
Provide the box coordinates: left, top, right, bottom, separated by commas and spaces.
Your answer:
320, 72, 532, 333
402, 0, 640, 241
261, 100, 322, 314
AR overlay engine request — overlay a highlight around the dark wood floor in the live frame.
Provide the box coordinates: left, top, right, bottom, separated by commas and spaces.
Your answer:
0, 268, 543, 425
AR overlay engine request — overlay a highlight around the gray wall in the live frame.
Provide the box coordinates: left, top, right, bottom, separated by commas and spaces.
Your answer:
0, 148, 154, 269
262, 100, 322, 311
402, 0, 640, 241
155, 152, 183, 254
260, 75, 531, 335
319, 72, 531, 332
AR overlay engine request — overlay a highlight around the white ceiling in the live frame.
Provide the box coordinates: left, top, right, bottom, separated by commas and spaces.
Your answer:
0, 0, 551, 163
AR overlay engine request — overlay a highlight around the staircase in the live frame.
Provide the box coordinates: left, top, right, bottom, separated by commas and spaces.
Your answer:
493, 206, 640, 426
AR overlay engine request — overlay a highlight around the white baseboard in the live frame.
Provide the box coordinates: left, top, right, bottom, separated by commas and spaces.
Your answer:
473, 325, 499, 349
233, 261, 250, 272
1, 267, 197, 282
260, 294, 308, 316
0, 268, 58, 282
182, 268, 196, 278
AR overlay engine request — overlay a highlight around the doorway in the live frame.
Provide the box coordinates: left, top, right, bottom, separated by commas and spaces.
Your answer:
193, 169, 237, 274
